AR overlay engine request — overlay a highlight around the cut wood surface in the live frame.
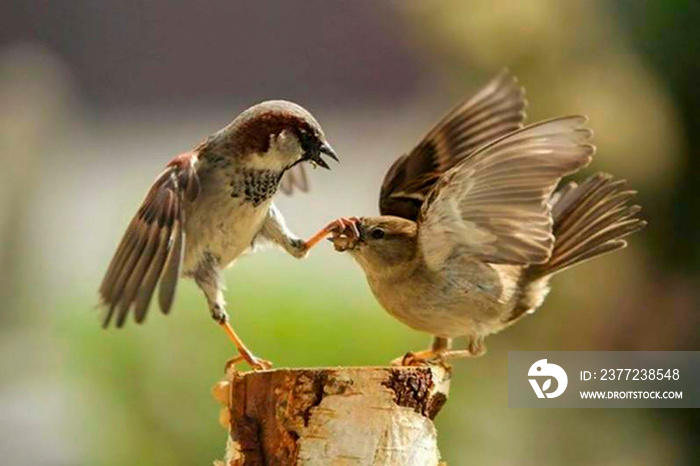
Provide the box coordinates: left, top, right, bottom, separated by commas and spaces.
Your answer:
212, 366, 451, 466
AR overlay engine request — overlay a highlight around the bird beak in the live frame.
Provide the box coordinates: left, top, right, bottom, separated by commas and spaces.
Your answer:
320, 142, 339, 162
309, 142, 338, 170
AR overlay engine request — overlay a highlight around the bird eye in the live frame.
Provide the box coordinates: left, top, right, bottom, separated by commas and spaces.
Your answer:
297, 128, 314, 150
370, 228, 385, 239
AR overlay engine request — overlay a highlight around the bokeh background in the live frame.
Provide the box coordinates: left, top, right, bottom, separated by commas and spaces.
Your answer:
1, 1, 699, 464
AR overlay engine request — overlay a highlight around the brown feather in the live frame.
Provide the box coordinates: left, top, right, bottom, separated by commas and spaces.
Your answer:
380, 70, 527, 220
99, 154, 199, 327
158, 216, 183, 315
116, 220, 161, 327
118, 189, 178, 325
528, 172, 647, 278
134, 226, 171, 323
418, 116, 594, 269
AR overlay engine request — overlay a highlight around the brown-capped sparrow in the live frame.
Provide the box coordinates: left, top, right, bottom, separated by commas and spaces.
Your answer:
99, 100, 344, 370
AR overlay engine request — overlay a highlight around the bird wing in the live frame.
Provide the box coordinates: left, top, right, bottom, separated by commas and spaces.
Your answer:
379, 70, 527, 220
417, 116, 594, 270
279, 163, 309, 195
98, 152, 200, 327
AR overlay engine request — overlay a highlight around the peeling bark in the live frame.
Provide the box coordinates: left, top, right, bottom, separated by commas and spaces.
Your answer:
215, 366, 450, 466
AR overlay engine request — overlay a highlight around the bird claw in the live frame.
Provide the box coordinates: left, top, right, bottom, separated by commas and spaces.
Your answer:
303, 217, 361, 252
328, 217, 362, 251
390, 351, 441, 367
328, 216, 361, 236
249, 357, 273, 371
390, 350, 458, 370
390, 342, 487, 367
391, 352, 418, 367
225, 354, 273, 373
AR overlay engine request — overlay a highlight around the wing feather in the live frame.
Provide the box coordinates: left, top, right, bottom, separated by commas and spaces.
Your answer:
379, 70, 527, 220
158, 213, 183, 315
99, 153, 198, 327
418, 116, 594, 269
133, 224, 171, 322
279, 164, 309, 195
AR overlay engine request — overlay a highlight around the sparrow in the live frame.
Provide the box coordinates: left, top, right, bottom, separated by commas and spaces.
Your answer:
99, 100, 344, 370
329, 72, 647, 365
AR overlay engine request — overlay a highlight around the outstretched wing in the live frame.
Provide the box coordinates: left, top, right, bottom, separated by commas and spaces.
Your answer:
418, 117, 594, 270
99, 152, 200, 327
379, 70, 527, 220
279, 164, 309, 195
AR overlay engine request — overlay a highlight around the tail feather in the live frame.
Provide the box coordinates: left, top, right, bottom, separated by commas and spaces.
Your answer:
529, 172, 647, 278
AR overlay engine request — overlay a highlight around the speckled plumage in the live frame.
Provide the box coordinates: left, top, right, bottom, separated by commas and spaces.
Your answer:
99, 100, 338, 368
228, 168, 283, 205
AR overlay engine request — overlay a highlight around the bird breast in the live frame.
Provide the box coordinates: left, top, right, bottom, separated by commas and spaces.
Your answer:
181, 164, 275, 273
362, 257, 523, 338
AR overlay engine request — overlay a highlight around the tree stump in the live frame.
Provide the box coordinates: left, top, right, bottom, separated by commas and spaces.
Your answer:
212, 366, 451, 466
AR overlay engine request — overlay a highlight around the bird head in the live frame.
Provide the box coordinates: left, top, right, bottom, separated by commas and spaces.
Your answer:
209, 100, 337, 172
330, 216, 418, 271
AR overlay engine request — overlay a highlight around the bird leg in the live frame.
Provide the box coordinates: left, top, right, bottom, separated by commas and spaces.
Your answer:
391, 337, 451, 366
195, 266, 272, 371
391, 336, 486, 366
258, 207, 359, 258
303, 217, 361, 251
211, 304, 273, 371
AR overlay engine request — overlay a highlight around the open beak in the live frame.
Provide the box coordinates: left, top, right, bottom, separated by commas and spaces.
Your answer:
309, 142, 338, 170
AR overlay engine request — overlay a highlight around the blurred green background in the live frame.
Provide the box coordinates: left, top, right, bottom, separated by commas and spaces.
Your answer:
1, 1, 699, 464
